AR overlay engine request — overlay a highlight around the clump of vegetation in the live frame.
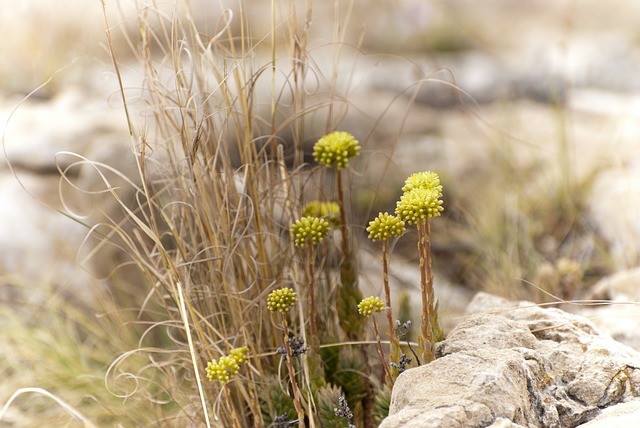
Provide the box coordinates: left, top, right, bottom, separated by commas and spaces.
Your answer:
42, 0, 450, 423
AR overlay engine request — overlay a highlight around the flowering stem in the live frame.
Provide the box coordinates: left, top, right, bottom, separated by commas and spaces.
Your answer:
418, 220, 434, 363
424, 219, 442, 354
382, 240, 400, 366
336, 169, 350, 257
335, 168, 364, 342
224, 386, 242, 428
307, 242, 317, 339
372, 317, 394, 387
282, 318, 306, 428
425, 219, 434, 312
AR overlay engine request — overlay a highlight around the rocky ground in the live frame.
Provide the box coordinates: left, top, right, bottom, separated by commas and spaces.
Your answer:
382, 293, 640, 427
3, 1, 640, 426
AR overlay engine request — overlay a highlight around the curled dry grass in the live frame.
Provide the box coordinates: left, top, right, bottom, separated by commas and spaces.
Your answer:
61, 0, 389, 425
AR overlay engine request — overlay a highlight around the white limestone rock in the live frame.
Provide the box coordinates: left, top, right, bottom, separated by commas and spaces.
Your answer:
381, 292, 640, 428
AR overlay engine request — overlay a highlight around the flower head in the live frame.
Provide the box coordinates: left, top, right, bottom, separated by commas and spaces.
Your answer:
229, 346, 248, 364
358, 296, 385, 317
402, 171, 443, 198
206, 346, 248, 384
302, 201, 341, 227
313, 131, 361, 170
395, 187, 443, 225
367, 212, 406, 242
290, 216, 330, 247
267, 288, 298, 313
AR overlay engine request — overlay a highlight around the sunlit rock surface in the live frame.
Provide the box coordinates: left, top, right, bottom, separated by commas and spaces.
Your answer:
381, 292, 640, 428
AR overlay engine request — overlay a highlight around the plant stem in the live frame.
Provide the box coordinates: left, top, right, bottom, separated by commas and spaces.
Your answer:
372, 317, 393, 387
425, 219, 443, 347
335, 168, 363, 341
418, 221, 434, 363
224, 386, 242, 428
307, 242, 317, 340
336, 169, 350, 257
382, 240, 400, 367
282, 318, 306, 428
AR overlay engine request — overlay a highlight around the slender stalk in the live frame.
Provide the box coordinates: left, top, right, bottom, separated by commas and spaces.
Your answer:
417, 221, 434, 363
282, 318, 306, 428
336, 170, 350, 257
424, 219, 442, 346
382, 240, 400, 366
372, 317, 393, 387
224, 386, 242, 428
308, 242, 317, 339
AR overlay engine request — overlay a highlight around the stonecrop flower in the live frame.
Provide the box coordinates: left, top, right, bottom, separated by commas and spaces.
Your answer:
395, 187, 444, 225
302, 201, 341, 227
206, 346, 248, 384
312, 131, 361, 169
358, 296, 385, 317
290, 216, 330, 247
366, 212, 406, 242
229, 346, 248, 365
267, 287, 298, 313
402, 171, 443, 197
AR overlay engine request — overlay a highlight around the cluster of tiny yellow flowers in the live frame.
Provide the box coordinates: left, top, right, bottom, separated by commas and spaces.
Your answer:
366, 212, 406, 242
290, 216, 330, 247
206, 346, 248, 384
267, 288, 298, 313
302, 201, 341, 227
312, 131, 361, 170
395, 187, 444, 224
357, 296, 385, 317
401, 171, 443, 197
229, 346, 249, 364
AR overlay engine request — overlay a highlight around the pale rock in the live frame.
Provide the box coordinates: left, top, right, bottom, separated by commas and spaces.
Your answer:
586, 168, 640, 269
0, 87, 134, 302
488, 418, 527, 428
578, 398, 640, 427
576, 268, 640, 351
381, 292, 640, 428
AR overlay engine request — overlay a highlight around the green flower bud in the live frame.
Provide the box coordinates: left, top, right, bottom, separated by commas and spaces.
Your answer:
402, 171, 443, 198
358, 296, 385, 317
229, 346, 248, 365
267, 288, 298, 313
312, 131, 361, 169
366, 212, 406, 242
206, 347, 248, 384
290, 216, 330, 247
395, 188, 444, 225
302, 201, 341, 227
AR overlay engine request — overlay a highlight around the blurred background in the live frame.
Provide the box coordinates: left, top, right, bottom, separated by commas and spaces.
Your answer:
2, 0, 640, 301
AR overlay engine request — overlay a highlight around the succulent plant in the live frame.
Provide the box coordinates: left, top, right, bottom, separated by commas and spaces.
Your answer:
313, 131, 361, 170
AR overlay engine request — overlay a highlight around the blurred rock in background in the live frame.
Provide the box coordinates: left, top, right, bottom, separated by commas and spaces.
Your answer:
2, 0, 640, 311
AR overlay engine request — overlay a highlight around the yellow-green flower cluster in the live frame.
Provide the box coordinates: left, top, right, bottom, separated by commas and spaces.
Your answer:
366, 212, 406, 242
357, 296, 385, 317
229, 346, 248, 364
267, 288, 298, 313
402, 171, 443, 197
312, 131, 361, 169
395, 171, 444, 225
395, 187, 444, 224
302, 201, 341, 227
206, 346, 248, 384
290, 216, 330, 247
